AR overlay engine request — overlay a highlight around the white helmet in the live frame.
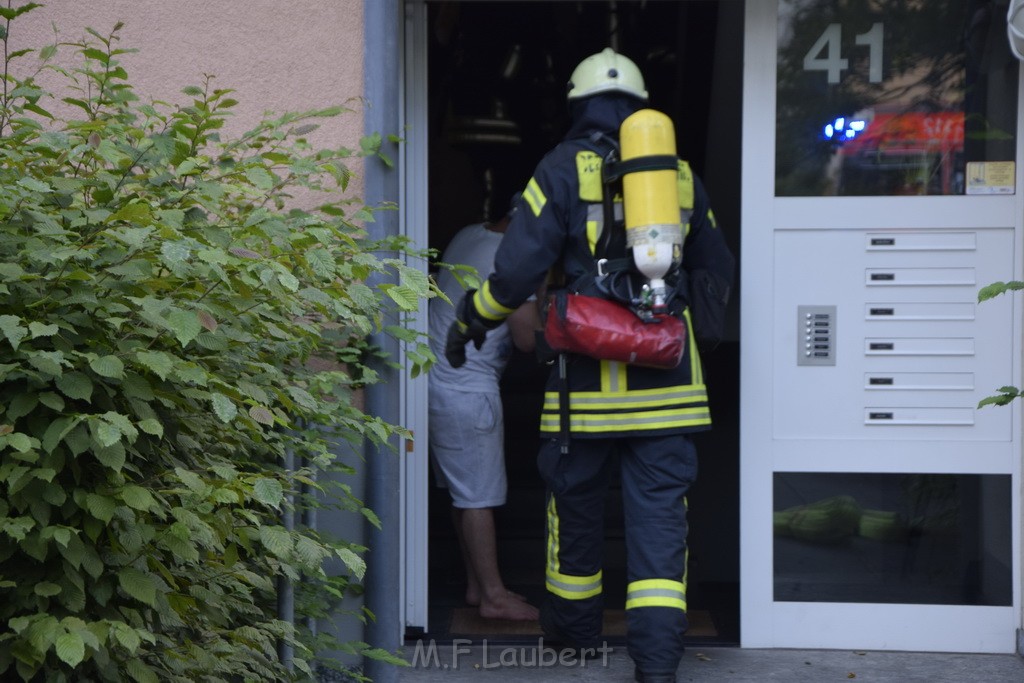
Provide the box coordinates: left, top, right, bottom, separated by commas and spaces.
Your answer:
566, 48, 648, 101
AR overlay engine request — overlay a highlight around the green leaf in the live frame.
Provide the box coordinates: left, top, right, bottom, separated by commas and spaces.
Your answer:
401, 266, 430, 295
112, 622, 141, 653
295, 535, 328, 567
28, 322, 59, 338
107, 202, 153, 225
90, 355, 125, 379
173, 467, 205, 492
120, 486, 155, 511
287, 386, 317, 411
168, 309, 202, 347
38, 392, 65, 411
27, 350, 65, 378
277, 269, 300, 292
137, 419, 163, 437
360, 132, 382, 155
55, 631, 85, 667
94, 442, 126, 471
1, 516, 35, 541
42, 416, 81, 453
25, 615, 59, 657
337, 547, 366, 581
211, 393, 237, 423
126, 657, 159, 683
136, 350, 173, 380
34, 581, 62, 597
117, 568, 157, 606
5, 432, 33, 453
85, 493, 116, 523
93, 420, 121, 448
18, 176, 51, 192
306, 248, 335, 278
229, 246, 262, 259
56, 372, 93, 401
244, 166, 274, 189
115, 226, 154, 249
160, 240, 190, 264
978, 280, 1024, 302
258, 525, 293, 558
383, 284, 420, 311
7, 393, 38, 421
0, 314, 28, 350
248, 405, 275, 425
253, 478, 284, 507
82, 47, 110, 63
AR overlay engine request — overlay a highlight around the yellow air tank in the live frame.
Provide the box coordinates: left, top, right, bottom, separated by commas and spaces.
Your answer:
619, 109, 683, 313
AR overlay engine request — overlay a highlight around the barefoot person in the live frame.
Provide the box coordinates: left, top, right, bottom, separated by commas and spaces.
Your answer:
428, 201, 539, 622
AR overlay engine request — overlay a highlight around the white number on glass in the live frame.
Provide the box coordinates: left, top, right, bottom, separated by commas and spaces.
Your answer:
854, 22, 883, 83
803, 22, 884, 84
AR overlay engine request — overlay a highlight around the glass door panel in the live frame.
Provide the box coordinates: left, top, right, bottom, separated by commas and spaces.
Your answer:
776, 0, 1018, 197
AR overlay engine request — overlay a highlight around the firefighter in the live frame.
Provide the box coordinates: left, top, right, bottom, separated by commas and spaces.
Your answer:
445, 48, 734, 683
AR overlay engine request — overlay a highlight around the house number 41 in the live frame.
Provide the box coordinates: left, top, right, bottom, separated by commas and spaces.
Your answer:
803, 23, 883, 84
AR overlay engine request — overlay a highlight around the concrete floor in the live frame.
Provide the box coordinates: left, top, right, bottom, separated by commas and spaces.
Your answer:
396, 642, 1024, 682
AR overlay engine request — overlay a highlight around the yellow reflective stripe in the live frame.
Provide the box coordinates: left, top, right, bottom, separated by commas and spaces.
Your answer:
600, 360, 627, 393
577, 151, 603, 202
539, 407, 711, 433
546, 495, 560, 574
707, 208, 718, 229
677, 160, 694, 209
683, 505, 689, 593
472, 281, 514, 322
685, 308, 702, 385
626, 595, 687, 610
586, 220, 599, 255
547, 568, 603, 600
626, 578, 687, 611
543, 385, 709, 410
523, 177, 547, 216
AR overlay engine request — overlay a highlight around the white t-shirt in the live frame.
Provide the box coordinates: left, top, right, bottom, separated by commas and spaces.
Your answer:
428, 223, 512, 392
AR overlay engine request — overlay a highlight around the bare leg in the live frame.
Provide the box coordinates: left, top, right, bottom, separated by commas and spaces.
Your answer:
454, 506, 539, 621
451, 507, 482, 605
453, 507, 528, 606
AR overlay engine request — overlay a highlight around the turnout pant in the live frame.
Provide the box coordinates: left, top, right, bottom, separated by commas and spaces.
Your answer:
537, 433, 698, 675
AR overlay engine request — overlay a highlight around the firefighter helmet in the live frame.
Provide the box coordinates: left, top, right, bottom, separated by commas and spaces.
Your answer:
567, 48, 648, 101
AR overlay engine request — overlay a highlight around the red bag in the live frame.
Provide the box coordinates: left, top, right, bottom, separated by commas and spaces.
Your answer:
543, 291, 685, 369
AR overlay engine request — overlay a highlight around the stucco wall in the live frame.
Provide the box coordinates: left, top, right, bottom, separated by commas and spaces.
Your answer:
14, 0, 366, 195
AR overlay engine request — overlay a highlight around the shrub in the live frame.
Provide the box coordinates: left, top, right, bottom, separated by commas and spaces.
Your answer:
0, 9, 433, 682
977, 280, 1024, 408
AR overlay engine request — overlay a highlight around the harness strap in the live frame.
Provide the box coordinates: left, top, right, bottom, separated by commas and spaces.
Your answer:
558, 353, 570, 454
603, 154, 678, 182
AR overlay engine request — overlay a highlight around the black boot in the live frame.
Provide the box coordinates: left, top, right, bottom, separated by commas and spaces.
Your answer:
538, 606, 609, 661
634, 667, 677, 683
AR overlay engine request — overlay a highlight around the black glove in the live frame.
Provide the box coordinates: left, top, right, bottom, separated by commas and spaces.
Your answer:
444, 291, 490, 368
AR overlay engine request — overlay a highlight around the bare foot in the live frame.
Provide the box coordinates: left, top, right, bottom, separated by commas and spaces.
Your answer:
478, 595, 540, 621
466, 588, 528, 606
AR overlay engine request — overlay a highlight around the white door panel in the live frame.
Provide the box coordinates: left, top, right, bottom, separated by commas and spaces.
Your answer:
742, 0, 1022, 651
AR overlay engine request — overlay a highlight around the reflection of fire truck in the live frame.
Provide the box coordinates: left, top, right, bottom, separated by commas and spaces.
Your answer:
836, 111, 965, 195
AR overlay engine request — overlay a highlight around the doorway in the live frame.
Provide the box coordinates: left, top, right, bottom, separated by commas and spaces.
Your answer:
416, 0, 743, 646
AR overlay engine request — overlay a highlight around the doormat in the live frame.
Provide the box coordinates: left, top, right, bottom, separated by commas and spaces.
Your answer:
448, 608, 717, 638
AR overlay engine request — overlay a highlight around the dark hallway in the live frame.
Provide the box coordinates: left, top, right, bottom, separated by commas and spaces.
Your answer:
421, 0, 743, 647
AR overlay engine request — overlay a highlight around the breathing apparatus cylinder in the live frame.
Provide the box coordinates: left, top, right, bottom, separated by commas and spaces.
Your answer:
619, 109, 683, 313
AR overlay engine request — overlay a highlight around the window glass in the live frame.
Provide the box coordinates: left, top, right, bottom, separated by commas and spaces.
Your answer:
776, 0, 1018, 196
774, 473, 1012, 605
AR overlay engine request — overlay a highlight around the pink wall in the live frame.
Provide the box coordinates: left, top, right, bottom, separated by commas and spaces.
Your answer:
15, 0, 366, 194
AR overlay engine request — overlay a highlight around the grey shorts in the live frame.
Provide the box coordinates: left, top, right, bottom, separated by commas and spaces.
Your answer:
427, 387, 507, 508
